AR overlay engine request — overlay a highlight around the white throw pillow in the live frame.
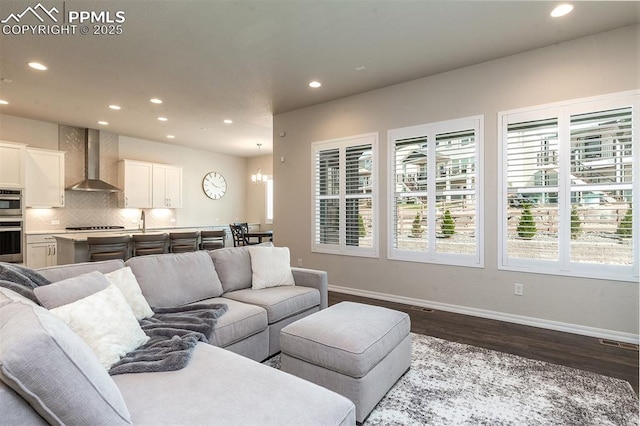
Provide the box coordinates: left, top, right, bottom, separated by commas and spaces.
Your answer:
104, 267, 154, 320
249, 246, 295, 290
50, 284, 149, 370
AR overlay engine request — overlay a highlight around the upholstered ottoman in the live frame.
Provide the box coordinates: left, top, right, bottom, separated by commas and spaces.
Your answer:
280, 301, 411, 423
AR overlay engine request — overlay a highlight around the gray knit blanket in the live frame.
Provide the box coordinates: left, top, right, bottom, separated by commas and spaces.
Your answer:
0, 262, 50, 302
0, 262, 227, 376
108, 302, 228, 375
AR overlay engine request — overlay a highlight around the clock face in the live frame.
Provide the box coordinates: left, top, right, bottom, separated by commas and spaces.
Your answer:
202, 172, 227, 199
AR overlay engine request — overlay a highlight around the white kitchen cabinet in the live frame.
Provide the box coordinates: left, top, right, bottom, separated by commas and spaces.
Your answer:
118, 160, 153, 208
25, 148, 65, 207
152, 164, 183, 208
0, 141, 26, 188
26, 234, 57, 268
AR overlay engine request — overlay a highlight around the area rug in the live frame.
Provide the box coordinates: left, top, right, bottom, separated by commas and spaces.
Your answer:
264, 333, 639, 425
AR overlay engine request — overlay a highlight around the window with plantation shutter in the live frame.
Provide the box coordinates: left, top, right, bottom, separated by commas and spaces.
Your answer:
499, 91, 639, 282
569, 106, 634, 267
388, 116, 483, 267
312, 133, 377, 257
505, 115, 560, 261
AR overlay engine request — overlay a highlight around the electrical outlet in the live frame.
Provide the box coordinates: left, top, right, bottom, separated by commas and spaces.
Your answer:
514, 283, 524, 296
132, 219, 138, 224
51, 220, 60, 225
297, 258, 303, 267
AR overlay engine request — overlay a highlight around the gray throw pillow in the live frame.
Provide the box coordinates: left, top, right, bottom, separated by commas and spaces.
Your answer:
34, 271, 110, 309
126, 251, 224, 308
209, 246, 253, 292
37, 259, 125, 283
0, 301, 133, 425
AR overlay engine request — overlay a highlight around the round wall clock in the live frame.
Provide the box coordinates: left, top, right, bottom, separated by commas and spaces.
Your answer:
202, 172, 227, 199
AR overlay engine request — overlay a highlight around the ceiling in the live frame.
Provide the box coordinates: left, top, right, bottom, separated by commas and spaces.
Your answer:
0, 1, 638, 157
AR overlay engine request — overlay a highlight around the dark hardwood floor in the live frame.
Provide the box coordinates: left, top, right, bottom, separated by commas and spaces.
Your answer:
329, 291, 639, 395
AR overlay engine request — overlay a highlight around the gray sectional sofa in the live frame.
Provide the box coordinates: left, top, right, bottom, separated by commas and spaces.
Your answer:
0, 245, 356, 425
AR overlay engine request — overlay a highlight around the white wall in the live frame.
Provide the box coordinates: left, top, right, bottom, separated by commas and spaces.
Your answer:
273, 25, 640, 340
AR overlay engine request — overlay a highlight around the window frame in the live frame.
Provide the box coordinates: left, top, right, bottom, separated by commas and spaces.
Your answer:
498, 90, 639, 282
387, 115, 484, 268
265, 177, 273, 225
311, 132, 379, 258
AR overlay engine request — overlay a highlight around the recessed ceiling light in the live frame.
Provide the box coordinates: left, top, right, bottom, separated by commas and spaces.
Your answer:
28, 62, 47, 71
150, 98, 163, 104
98, 121, 109, 125
309, 81, 322, 88
223, 119, 233, 124
166, 135, 175, 139
551, 3, 574, 17
157, 116, 168, 122
0, 99, 8, 105
108, 104, 121, 110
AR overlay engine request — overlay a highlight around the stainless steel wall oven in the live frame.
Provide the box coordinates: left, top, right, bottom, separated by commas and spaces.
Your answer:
0, 189, 23, 263
0, 189, 22, 216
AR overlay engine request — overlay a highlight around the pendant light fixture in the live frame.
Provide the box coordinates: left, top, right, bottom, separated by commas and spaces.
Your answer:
251, 143, 268, 184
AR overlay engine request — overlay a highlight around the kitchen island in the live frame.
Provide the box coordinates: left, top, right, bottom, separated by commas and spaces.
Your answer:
53, 226, 228, 264
54, 231, 137, 265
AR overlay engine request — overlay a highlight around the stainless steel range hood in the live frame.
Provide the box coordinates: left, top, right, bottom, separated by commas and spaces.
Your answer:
67, 129, 121, 192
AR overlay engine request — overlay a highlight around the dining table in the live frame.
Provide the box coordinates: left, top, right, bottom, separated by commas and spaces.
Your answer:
245, 230, 274, 244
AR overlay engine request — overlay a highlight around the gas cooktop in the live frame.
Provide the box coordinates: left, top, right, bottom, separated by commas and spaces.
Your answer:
65, 226, 126, 231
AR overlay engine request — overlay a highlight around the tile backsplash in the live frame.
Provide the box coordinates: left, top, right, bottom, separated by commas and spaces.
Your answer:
25, 125, 176, 232
26, 196, 177, 231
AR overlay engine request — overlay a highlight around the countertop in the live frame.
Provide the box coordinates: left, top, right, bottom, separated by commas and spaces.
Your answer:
53, 231, 141, 242
26, 224, 232, 237
51, 227, 224, 242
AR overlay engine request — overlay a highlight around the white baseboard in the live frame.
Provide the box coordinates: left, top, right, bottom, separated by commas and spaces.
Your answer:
328, 285, 640, 345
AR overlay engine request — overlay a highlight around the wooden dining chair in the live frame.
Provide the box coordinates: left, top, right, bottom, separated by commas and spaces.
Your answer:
229, 224, 247, 247
233, 222, 249, 233
87, 235, 131, 262
132, 233, 168, 256
232, 222, 260, 245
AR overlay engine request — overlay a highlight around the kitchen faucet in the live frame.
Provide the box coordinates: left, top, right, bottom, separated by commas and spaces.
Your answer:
140, 210, 146, 233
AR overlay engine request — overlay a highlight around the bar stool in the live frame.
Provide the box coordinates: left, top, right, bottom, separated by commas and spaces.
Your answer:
169, 231, 200, 253
200, 230, 226, 250
87, 235, 131, 262
132, 233, 168, 257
